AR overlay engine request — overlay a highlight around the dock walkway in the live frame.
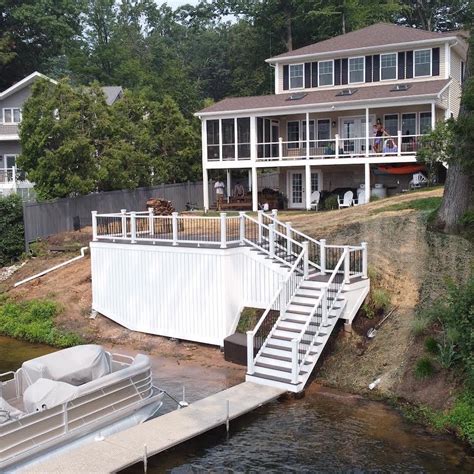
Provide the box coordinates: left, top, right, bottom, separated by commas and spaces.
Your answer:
26, 382, 284, 473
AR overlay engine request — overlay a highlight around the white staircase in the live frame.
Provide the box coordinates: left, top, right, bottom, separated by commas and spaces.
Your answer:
243, 211, 368, 393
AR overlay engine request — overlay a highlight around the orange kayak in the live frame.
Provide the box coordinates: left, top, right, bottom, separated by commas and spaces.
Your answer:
377, 164, 425, 175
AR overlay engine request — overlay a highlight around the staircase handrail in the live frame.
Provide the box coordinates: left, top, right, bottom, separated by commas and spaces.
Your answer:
251, 248, 306, 337
293, 249, 347, 378
247, 247, 307, 374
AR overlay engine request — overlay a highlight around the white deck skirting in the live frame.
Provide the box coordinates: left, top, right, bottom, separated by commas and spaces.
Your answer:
91, 242, 288, 346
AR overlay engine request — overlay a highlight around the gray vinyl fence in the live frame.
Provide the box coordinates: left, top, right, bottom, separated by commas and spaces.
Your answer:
22, 172, 279, 244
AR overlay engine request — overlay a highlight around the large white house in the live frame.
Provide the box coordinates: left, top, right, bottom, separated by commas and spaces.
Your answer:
195, 23, 467, 210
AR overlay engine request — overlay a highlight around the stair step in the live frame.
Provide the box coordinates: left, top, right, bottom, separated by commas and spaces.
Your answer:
254, 363, 308, 377
272, 329, 328, 340
277, 321, 307, 331
296, 289, 322, 298
249, 371, 295, 385
257, 356, 292, 369
300, 281, 327, 290
291, 296, 318, 306
264, 345, 319, 358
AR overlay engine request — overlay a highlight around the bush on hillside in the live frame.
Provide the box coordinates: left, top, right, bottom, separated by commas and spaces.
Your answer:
0, 299, 83, 347
0, 194, 25, 266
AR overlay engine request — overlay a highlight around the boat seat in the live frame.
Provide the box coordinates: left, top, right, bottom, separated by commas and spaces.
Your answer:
23, 378, 78, 413
0, 397, 25, 423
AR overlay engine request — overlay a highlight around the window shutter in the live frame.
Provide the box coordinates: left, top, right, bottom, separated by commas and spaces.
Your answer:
398, 52, 405, 80
311, 62, 318, 87
372, 55, 380, 82
365, 56, 372, 83
432, 47, 440, 76
406, 51, 413, 78
341, 58, 348, 85
334, 59, 341, 85
283, 65, 289, 90
305, 63, 311, 88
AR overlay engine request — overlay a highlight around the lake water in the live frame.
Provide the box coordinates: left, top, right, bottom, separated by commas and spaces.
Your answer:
3, 337, 473, 473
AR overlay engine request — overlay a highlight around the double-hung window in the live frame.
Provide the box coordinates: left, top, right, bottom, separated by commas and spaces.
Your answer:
289, 64, 304, 89
349, 57, 365, 83
287, 121, 300, 149
3, 108, 21, 124
318, 61, 333, 86
419, 112, 432, 134
414, 49, 431, 77
380, 53, 397, 80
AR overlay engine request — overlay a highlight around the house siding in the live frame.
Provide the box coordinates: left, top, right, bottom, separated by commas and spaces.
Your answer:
449, 49, 463, 116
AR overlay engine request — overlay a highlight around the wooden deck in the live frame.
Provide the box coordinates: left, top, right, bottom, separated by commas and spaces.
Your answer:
25, 382, 284, 473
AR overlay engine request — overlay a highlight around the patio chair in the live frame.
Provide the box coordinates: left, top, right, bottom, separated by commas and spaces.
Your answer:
353, 188, 366, 206
409, 172, 428, 189
338, 190, 353, 209
310, 191, 320, 211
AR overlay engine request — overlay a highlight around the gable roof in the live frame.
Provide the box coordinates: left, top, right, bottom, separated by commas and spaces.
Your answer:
196, 79, 450, 116
0, 72, 57, 100
101, 86, 123, 105
267, 23, 458, 62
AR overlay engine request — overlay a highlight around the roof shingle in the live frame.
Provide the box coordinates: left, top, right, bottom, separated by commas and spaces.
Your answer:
268, 23, 455, 61
197, 79, 449, 115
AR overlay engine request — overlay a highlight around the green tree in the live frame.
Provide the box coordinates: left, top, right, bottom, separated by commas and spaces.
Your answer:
0, 194, 24, 266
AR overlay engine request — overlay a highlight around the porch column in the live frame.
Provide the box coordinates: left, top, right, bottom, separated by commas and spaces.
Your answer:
364, 163, 370, 204
365, 107, 369, 157
250, 115, 257, 162
251, 167, 258, 211
248, 169, 252, 191
203, 167, 209, 211
226, 169, 231, 199
431, 102, 436, 130
218, 119, 223, 161
201, 119, 209, 212
305, 163, 311, 210
305, 112, 310, 159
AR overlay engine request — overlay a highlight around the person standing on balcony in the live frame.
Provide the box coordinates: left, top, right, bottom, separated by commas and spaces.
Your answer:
373, 118, 389, 153
233, 181, 245, 202
214, 178, 225, 211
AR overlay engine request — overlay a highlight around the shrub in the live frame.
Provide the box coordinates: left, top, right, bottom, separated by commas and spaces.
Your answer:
0, 194, 25, 266
323, 194, 338, 210
445, 391, 474, 444
362, 287, 391, 319
0, 299, 82, 347
236, 307, 262, 333
424, 336, 439, 355
414, 357, 435, 379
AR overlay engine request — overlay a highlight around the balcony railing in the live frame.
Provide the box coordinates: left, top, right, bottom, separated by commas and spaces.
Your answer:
206, 132, 425, 162
0, 167, 27, 184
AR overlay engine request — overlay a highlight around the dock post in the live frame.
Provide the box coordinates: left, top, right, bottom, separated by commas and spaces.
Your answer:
320, 239, 326, 275
246, 331, 254, 374
361, 242, 368, 278
226, 400, 230, 434
143, 444, 148, 473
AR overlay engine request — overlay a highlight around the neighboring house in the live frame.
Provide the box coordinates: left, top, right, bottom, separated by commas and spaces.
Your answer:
195, 23, 468, 210
0, 72, 123, 200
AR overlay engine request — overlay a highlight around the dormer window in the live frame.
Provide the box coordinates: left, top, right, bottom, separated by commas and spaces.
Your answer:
414, 49, 431, 77
380, 53, 397, 80
289, 64, 304, 89
3, 108, 21, 124
349, 57, 365, 84
318, 60, 333, 86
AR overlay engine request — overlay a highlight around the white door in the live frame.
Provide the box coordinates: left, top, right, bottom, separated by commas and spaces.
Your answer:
340, 116, 373, 155
288, 170, 322, 208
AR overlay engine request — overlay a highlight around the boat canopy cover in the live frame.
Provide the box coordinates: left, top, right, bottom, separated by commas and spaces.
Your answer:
22, 345, 111, 387
23, 378, 78, 413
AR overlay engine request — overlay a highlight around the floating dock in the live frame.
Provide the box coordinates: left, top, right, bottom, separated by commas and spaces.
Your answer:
26, 382, 284, 473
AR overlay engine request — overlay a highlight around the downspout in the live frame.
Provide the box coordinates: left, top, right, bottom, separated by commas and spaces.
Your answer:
14, 247, 89, 287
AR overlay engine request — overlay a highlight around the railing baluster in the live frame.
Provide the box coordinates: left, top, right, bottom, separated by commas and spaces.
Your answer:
291, 339, 299, 385
130, 212, 137, 243
172, 212, 178, 246
247, 331, 255, 374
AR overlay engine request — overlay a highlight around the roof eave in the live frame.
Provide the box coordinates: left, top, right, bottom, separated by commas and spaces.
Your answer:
265, 37, 457, 64
0, 72, 57, 100
196, 92, 442, 118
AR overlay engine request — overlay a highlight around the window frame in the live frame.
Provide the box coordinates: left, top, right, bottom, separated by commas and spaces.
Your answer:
317, 60, 334, 87
3, 108, 22, 124
287, 120, 300, 149
289, 63, 305, 90
413, 48, 432, 78
348, 56, 365, 84
401, 113, 417, 137
380, 52, 398, 81
418, 111, 432, 135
